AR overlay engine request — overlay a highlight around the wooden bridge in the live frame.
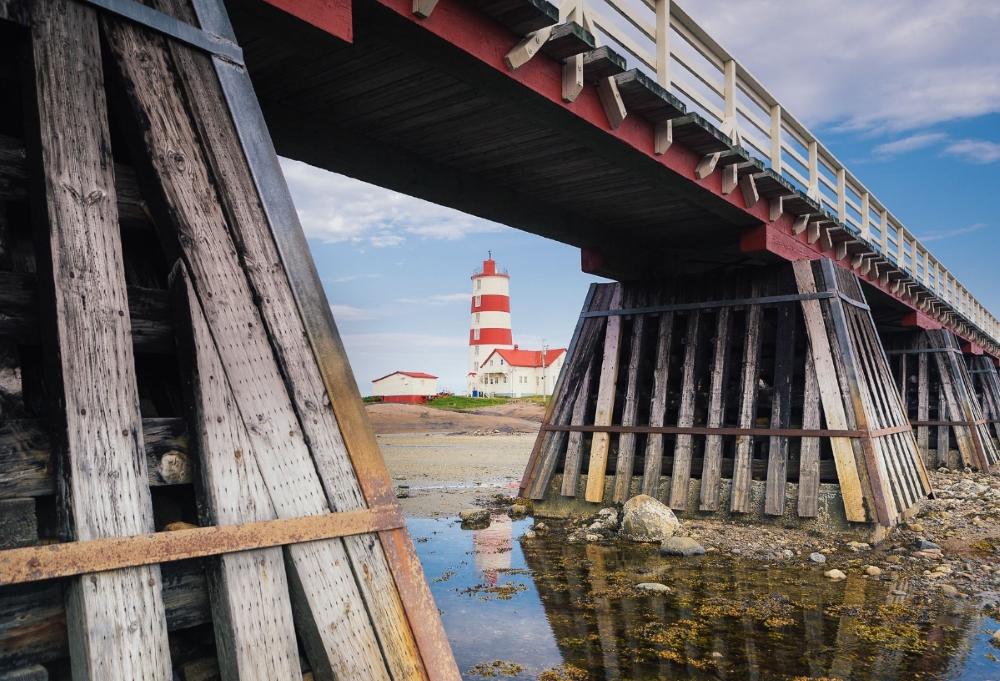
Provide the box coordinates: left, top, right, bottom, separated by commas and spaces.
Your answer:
0, 0, 998, 677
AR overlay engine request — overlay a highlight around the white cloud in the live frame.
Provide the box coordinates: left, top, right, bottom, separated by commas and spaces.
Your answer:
279, 158, 506, 246
919, 223, 988, 242
396, 293, 469, 305
325, 273, 380, 284
679, 0, 1000, 132
943, 139, 1000, 164
342, 333, 465, 356
329, 304, 378, 321
871, 133, 947, 160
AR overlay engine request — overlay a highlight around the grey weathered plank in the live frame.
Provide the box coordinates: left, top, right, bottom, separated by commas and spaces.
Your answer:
797, 348, 821, 517
171, 263, 300, 681
102, 17, 393, 679
561, 362, 593, 496
917, 339, 929, 456
729, 303, 762, 514
641, 309, 675, 497
149, 0, 429, 672
699, 307, 732, 511
669, 310, 702, 510
764, 298, 796, 516
0, 498, 36, 549
23, 2, 171, 676
0, 418, 190, 498
613, 289, 646, 503
937, 386, 950, 467
585, 284, 623, 503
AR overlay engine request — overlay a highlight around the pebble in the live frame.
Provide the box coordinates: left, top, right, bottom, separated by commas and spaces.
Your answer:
918, 539, 941, 550
940, 584, 958, 597
825, 569, 847, 581
865, 565, 882, 577
635, 582, 671, 593
585, 533, 601, 542
395, 486, 409, 499
846, 541, 871, 552
809, 552, 827, 564
660, 536, 706, 557
908, 523, 924, 533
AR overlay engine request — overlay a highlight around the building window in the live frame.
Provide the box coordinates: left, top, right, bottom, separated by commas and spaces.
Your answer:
475, 313, 480, 323
474, 362, 478, 371
499, 359, 504, 366
477, 279, 482, 291
474, 328, 480, 340
475, 295, 481, 307
475, 346, 479, 356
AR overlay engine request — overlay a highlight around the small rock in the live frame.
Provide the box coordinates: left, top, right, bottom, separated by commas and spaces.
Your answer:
585, 534, 601, 542
908, 523, 924, 533
660, 536, 706, 557
864, 565, 882, 577
938, 467, 950, 474
918, 539, 941, 550
635, 582, 671, 593
395, 486, 409, 499
459, 509, 489, 523
533, 522, 549, 533
507, 505, 528, 518
620, 494, 680, 542
824, 569, 847, 581
780, 549, 795, 560
846, 541, 870, 552
940, 584, 958, 597
809, 552, 827, 564
820, 548, 835, 554
523, 530, 537, 539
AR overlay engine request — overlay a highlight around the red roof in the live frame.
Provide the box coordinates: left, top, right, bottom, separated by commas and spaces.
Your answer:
372, 371, 438, 382
482, 348, 566, 368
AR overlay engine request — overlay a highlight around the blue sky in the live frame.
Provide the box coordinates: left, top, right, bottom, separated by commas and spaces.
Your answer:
279, 0, 1000, 395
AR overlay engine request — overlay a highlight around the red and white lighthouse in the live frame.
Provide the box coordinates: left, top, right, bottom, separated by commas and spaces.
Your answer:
468, 254, 513, 395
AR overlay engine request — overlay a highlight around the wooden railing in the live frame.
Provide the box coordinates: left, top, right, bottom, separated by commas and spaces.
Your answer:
559, 0, 1000, 345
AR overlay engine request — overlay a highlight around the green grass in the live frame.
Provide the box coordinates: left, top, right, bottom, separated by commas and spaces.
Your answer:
425, 395, 548, 411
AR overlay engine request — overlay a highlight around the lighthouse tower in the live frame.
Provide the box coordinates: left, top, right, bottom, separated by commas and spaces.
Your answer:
468, 254, 513, 395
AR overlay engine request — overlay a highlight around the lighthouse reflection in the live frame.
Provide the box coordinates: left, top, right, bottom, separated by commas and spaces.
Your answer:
472, 514, 512, 586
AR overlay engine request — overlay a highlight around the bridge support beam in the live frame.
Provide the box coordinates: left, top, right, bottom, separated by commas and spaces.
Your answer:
884, 330, 999, 473
520, 260, 932, 531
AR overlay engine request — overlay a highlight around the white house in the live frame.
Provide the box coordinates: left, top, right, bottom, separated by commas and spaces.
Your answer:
473, 346, 566, 397
372, 372, 438, 403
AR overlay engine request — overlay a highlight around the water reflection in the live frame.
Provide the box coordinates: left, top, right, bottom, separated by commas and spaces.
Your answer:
408, 516, 999, 680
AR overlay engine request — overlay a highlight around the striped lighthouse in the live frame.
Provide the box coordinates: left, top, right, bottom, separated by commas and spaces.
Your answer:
468, 254, 513, 395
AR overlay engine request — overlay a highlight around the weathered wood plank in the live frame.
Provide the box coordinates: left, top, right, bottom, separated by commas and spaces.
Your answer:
641, 309, 674, 497
102, 18, 392, 679
764, 298, 796, 516
797, 347, 821, 517
937, 386, 950, 467
928, 331, 980, 469
791, 262, 867, 523
561, 362, 593, 496
0, 418, 190, 498
613, 289, 646, 503
669, 310, 702, 510
149, 1, 430, 672
0, 498, 36, 549
917, 340, 929, 455
171, 263, 300, 681
700, 307, 732, 511
585, 285, 623, 503
22, 2, 171, 676
729, 302, 762, 514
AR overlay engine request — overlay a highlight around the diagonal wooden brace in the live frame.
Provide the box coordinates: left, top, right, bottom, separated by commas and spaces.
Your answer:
504, 26, 554, 71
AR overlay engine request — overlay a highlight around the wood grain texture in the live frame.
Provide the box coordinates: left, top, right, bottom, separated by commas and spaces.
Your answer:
101, 18, 392, 679
669, 310, 701, 510
148, 1, 427, 673
585, 284, 623, 503
613, 288, 646, 503
561, 362, 593, 496
699, 307, 732, 511
764, 299, 796, 516
171, 263, 300, 681
0, 498, 36, 549
641, 309, 674, 497
797, 347, 821, 517
0, 418, 190, 498
791, 262, 867, 523
22, 2, 171, 677
729, 302, 762, 514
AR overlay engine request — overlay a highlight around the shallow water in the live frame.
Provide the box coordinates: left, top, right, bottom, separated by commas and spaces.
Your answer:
407, 515, 1000, 680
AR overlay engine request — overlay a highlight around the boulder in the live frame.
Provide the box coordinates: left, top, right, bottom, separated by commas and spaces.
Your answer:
620, 495, 679, 542
660, 536, 706, 557
459, 509, 490, 523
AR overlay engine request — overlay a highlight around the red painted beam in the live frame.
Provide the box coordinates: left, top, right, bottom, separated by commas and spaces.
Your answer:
961, 340, 985, 356
264, 0, 353, 42
901, 310, 943, 331
740, 224, 821, 263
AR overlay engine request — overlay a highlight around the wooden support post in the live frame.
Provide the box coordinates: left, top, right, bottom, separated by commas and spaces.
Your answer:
595, 76, 627, 130
171, 264, 301, 681
937, 386, 949, 467
585, 285, 624, 502
917, 341, 929, 458
765, 295, 796, 516
730, 300, 762, 514
669, 310, 702, 510
22, 2, 171, 677
641, 309, 675, 496
561, 363, 594, 496
797, 348, 821, 517
792, 262, 867, 523
695, 152, 720, 180
504, 27, 554, 71
613, 292, 646, 503
699, 307, 732, 511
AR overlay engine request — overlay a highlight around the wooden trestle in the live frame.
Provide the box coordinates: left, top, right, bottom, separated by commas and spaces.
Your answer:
521, 260, 933, 528
884, 331, 1000, 472
0, 0, 457, 678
